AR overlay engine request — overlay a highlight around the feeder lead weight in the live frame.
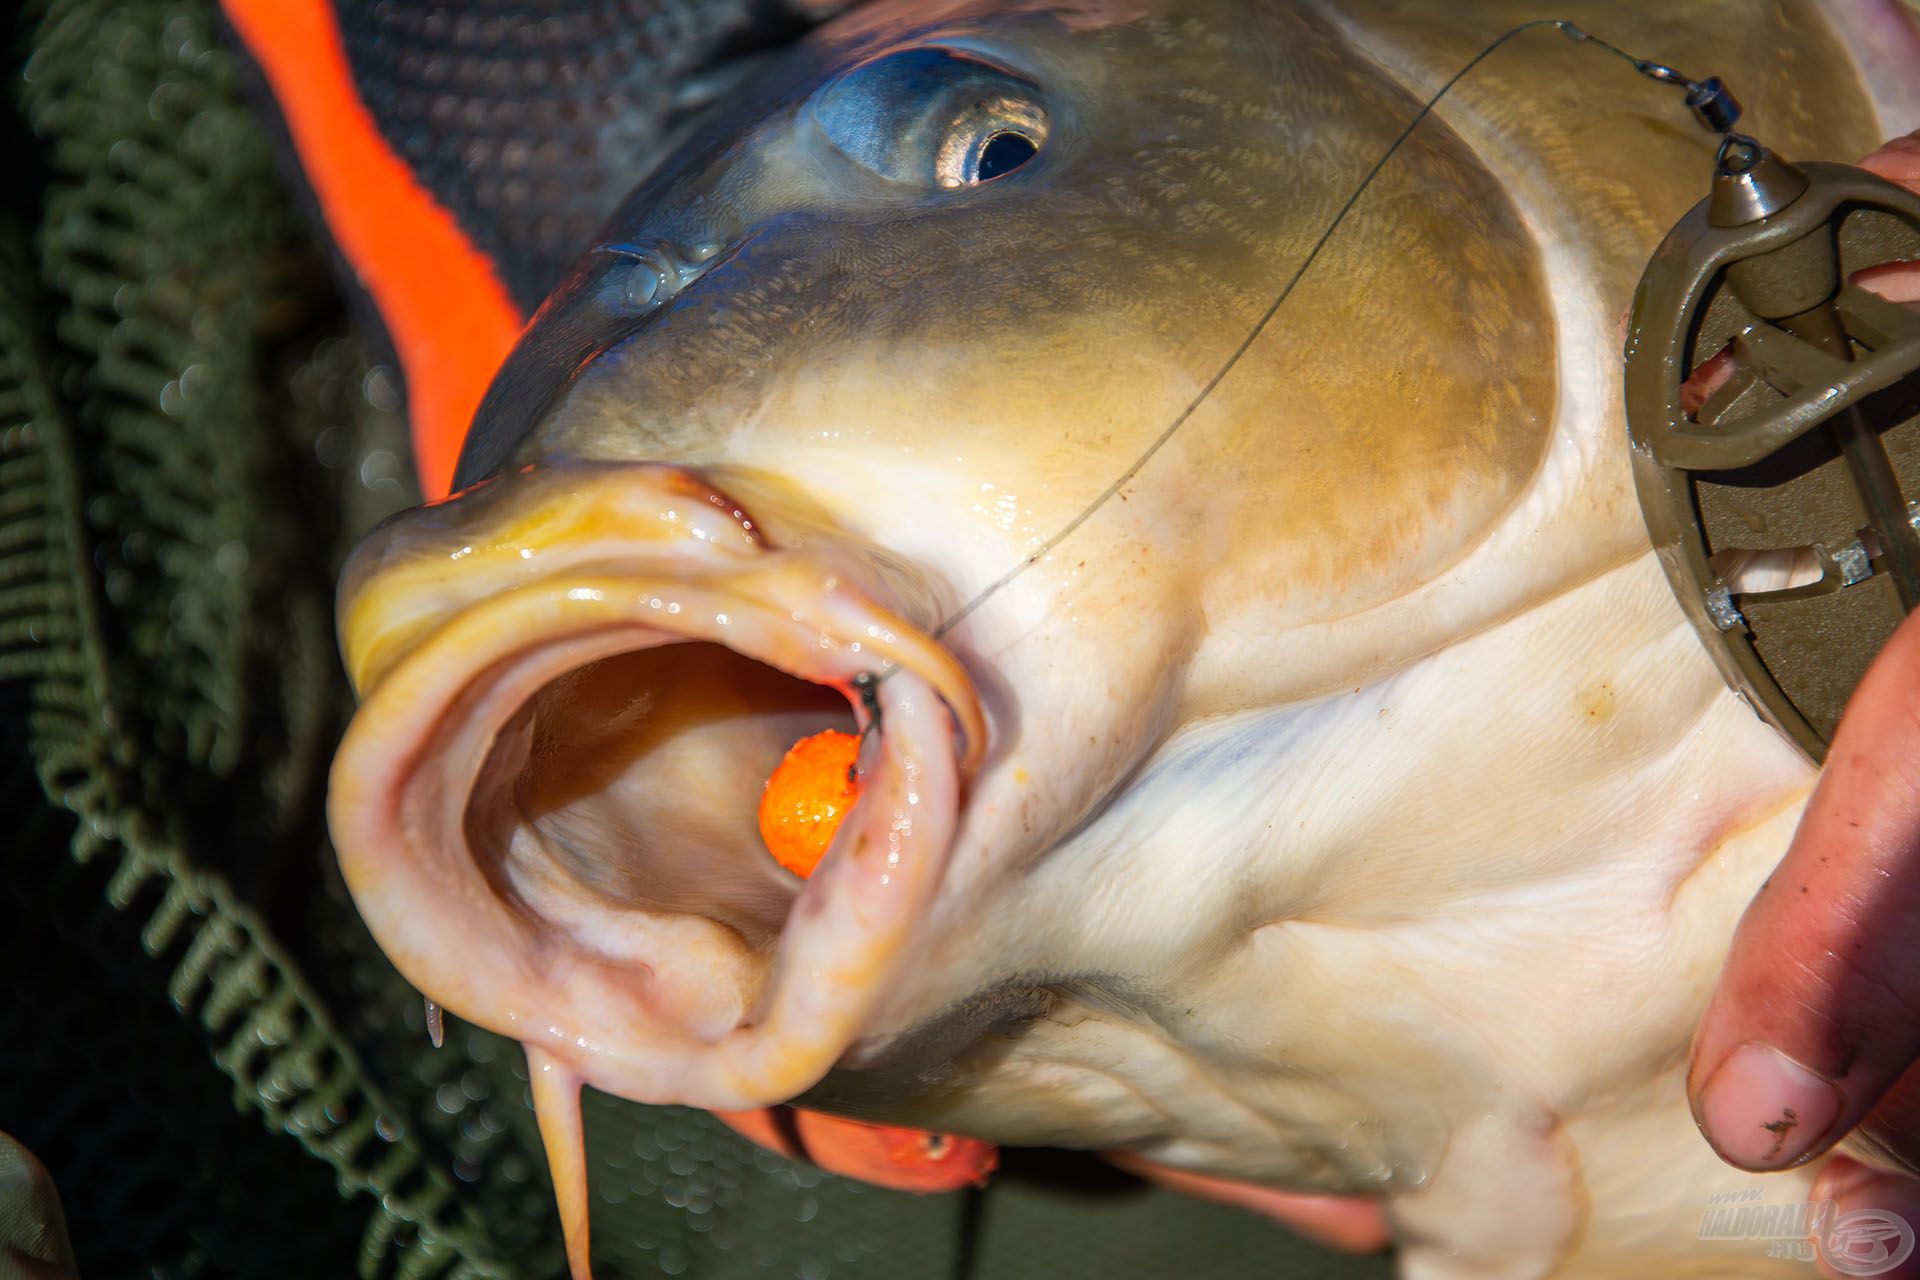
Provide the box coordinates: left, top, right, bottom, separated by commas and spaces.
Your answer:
1685, 76, 1741, 134
1707, 135, 1810, 226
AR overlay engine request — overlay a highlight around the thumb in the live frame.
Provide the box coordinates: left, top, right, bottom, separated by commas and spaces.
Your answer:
1689, 606, 1920, 1170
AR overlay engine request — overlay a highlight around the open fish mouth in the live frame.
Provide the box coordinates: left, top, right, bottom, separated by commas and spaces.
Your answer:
328, 460, 985, 1111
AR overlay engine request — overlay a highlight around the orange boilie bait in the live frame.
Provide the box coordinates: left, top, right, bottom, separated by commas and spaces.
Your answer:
741, 731, 1000, 1199
757, 730, 863, 878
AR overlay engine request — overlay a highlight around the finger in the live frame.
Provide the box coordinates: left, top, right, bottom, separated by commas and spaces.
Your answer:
1690, 606, 1920, 1171
1859, 131, 1920, 186
1811, 1157, 1920, 1280
1846, 1059, 1920, 1180
1690, 128, 1920, 1174
1854, 131, 1920, 302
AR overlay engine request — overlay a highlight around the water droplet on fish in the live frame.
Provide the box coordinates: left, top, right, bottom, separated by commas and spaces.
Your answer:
424, 996, 444, 1048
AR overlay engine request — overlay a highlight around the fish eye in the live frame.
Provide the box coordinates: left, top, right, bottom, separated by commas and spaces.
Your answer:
809, 47, 1048, 189
973, 131, 1039, 182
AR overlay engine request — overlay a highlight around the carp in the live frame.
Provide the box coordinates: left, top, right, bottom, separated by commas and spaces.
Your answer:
301, 1, 1920, 1275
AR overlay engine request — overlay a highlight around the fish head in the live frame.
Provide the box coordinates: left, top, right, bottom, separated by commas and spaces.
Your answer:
335, 0, 1555, 1112
330, 0, 1866, 1270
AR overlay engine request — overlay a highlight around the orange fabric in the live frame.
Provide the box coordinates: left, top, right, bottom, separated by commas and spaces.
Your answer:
1103, 1151, 1389, 1253
220, 0, 523, 498
715, 1108, 997, 1193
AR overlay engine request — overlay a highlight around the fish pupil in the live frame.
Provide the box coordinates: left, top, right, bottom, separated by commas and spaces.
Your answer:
975, 131, 1037, 181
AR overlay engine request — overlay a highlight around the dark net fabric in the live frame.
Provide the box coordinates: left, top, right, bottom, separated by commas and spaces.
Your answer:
0, 1, 1392, 1276
331, 0, 818, 310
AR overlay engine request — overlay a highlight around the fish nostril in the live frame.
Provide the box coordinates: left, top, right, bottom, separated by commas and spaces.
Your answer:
597, 239, 724, 315
622, 262, 662, 309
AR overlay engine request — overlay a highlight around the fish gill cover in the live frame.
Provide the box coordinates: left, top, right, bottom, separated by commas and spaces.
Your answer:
0, 1, 1382, 1277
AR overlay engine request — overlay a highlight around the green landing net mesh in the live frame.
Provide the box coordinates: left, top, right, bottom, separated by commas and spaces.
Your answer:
0, 2, 1390, 1277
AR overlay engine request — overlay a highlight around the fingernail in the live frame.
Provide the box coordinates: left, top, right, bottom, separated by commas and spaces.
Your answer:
1695, 1042, 1843, 1171
1818, 1171, 1920, 1280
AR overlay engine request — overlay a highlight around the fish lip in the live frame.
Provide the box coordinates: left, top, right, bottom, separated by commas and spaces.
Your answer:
327, 462, 986, 1110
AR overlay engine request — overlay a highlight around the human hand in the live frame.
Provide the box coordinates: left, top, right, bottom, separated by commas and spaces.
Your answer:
1689, 129, 1920, 1279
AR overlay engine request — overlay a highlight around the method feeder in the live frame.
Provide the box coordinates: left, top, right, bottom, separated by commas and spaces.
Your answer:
1623, 56, 1920, 759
